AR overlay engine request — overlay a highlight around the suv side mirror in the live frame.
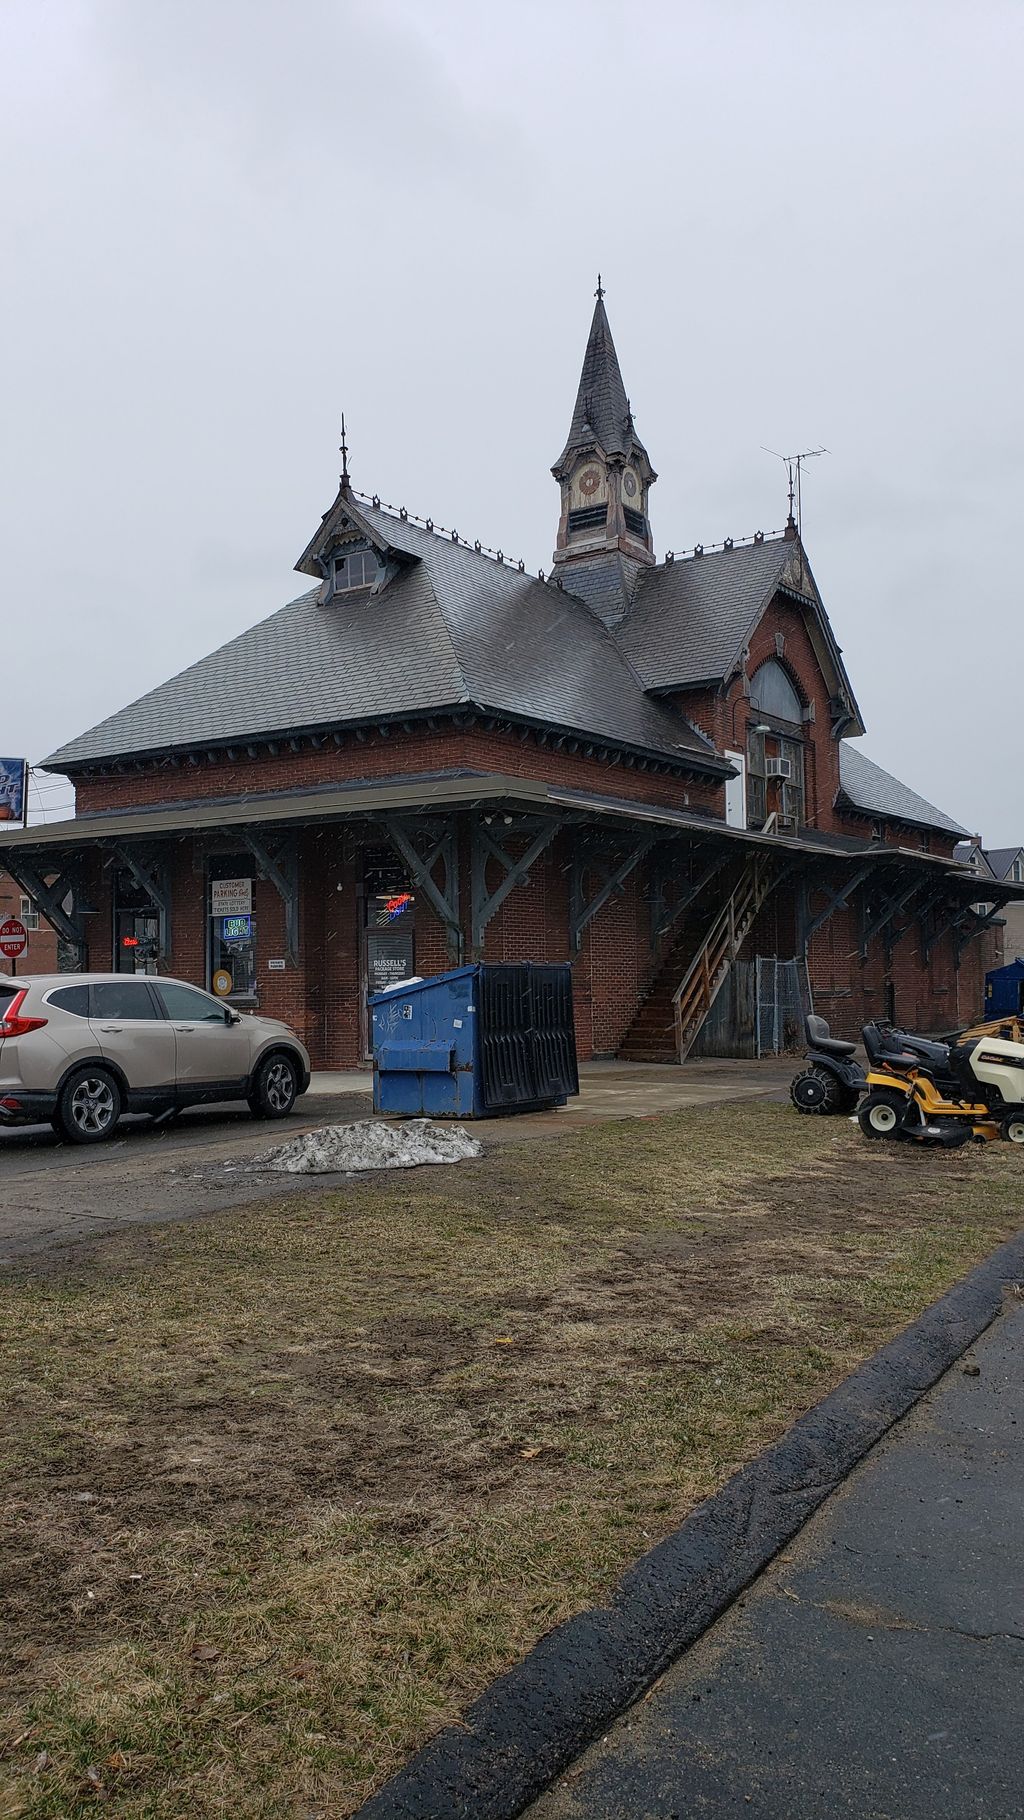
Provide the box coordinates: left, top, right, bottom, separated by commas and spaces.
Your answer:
224, 1007, 241, 1025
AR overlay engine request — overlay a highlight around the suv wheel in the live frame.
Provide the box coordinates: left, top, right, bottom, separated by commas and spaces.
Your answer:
57, 1068, 123, 1145
248, 1052, 299, 1120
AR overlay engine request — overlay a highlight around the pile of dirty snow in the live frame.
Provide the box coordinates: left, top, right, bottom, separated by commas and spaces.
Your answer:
253, 1118, 482, 1175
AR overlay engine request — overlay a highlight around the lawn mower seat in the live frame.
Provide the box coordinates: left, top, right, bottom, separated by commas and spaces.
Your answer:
805, 1014, 857, 1058
902, 1034, 952, 1072
862, 1021, 926, 1072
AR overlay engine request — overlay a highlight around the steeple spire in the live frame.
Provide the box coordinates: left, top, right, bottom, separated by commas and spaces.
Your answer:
551, 284, 657, 576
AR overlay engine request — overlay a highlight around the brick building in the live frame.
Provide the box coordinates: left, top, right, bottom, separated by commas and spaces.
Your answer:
0, 869, 59, 977
1, 291, 1018, 1065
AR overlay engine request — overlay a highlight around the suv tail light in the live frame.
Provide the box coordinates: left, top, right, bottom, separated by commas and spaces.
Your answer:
0, 989, 48, 1038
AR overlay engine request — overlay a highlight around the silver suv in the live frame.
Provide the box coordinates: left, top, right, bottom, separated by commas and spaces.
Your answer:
0, 974, 311, 1144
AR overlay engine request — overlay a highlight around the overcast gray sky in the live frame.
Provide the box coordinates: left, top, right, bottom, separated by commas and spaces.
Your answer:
2, 0, 1021, 839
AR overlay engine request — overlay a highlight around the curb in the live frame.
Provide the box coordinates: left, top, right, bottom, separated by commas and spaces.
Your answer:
354, 1230, 1024, 1820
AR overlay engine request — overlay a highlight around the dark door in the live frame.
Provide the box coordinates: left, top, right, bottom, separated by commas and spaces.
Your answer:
116, 910, 159, 974
359, 853, 416, 1057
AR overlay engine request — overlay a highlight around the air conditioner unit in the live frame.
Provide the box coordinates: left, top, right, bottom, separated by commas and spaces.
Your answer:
765, 757, 793, 780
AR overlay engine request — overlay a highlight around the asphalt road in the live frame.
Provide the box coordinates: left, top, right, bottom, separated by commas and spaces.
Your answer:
528, 1298, 1024, 1820
0, 1090, 372, 1265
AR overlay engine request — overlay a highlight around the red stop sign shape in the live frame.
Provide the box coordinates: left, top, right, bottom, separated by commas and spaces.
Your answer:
0, 918, 28, 960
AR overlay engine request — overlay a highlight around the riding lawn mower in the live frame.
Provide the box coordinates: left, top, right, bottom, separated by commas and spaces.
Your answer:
790, 1014, 1024, 1148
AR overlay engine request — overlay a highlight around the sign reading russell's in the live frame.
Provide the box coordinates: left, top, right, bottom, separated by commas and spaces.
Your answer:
0, 759, 27, 825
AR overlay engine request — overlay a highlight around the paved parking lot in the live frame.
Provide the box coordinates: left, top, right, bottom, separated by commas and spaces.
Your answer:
0, 1059, 793, 1265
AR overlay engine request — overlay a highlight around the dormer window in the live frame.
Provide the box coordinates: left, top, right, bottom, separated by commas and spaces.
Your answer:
331, 544, 381, 593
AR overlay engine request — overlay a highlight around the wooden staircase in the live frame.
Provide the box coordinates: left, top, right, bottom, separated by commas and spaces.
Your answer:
618, 852, 776, 1064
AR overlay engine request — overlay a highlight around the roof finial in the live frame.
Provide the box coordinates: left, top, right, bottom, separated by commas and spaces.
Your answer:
339, 412, 351, 493
595, 272, 605, 302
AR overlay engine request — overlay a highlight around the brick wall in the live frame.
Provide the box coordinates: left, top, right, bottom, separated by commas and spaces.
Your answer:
0, 869, 60, 976
674, 594, 846, 836
73, 724, 725, 820
807, 896, 989, 1038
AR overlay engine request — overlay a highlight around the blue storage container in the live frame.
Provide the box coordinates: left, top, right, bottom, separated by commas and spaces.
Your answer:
985, 957, 1024, 1020
370, 963, 578, 1118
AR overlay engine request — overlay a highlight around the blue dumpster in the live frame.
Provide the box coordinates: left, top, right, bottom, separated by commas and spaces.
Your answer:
985, 957, 1024, 1019
370, 962, 579, 1118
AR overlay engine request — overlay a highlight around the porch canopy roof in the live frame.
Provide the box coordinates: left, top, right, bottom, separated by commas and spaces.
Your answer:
0, 767, 999, 878
3, 768, 1018, 970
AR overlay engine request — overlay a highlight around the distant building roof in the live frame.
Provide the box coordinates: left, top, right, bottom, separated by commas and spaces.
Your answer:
838, 743, 968, 837
984, 847, 1024, 881
953, 840, 998, 877
42, 501, 722, 775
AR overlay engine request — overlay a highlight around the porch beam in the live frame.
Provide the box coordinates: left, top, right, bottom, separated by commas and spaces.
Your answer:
883, 880, 937, 963
379, 816, 462, 961
470, 817, 559, 956
953, 901, 1006, 966
236, 831, 300, 963
654, 848, 731, 940
569, 832, 658, 955
110, 844, 172, 962
860, 872, 924, 959
803, 862, 877, 944
1, 857, 88, 964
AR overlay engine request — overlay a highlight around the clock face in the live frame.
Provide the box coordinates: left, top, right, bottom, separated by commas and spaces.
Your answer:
578, 465, 601, 497
622, 468, 638, 499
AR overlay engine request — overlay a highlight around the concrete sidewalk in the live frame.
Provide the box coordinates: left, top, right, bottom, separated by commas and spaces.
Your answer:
529, 1298, 1024, 1820
308, 1056, 795, 1135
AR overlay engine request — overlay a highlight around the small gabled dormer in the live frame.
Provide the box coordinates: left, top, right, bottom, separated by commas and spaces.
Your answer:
319, 538, 384, 603
293, 434, 401, 604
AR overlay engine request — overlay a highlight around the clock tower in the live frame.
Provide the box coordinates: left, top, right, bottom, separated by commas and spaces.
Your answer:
552, 283, 657, 597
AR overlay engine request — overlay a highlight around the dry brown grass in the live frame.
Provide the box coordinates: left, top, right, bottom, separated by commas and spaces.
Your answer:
1, 1102, 1020, 1818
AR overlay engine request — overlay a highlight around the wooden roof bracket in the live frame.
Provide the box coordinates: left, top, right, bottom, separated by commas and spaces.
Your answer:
379, 816, 463, 964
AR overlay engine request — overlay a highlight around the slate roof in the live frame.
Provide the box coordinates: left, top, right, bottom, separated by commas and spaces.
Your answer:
552, 296, 650, 474
42, 503, 722, 774
618, 536, 797, 689
552, 551, 647, 630
837, 743, 968, 837
953, 840, 996, 876
984, 847, 1024, 880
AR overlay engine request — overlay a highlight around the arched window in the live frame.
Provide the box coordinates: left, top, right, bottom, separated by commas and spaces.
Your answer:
749, 658, 803, 725
746, 660, 806, 828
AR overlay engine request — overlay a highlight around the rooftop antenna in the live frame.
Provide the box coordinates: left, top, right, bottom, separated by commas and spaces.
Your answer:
761, 446, 827, 537
339, 412, 351, 493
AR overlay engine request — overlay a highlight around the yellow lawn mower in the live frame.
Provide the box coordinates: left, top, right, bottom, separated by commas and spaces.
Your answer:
857, 1020, 1024, 1148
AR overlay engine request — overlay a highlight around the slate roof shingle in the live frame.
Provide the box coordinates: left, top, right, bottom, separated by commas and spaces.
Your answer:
618, 536, 796, 689
838, 743, 968, 837
42, 504, 721, 774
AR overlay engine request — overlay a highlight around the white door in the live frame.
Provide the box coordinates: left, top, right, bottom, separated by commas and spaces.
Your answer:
153, 980, 254, 1091
724, 749, 747, 829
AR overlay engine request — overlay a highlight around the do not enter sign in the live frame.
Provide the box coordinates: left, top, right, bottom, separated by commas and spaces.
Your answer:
0, 918, 28, 961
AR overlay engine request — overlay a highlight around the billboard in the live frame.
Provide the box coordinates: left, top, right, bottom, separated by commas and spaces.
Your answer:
0, 759, 27, 825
